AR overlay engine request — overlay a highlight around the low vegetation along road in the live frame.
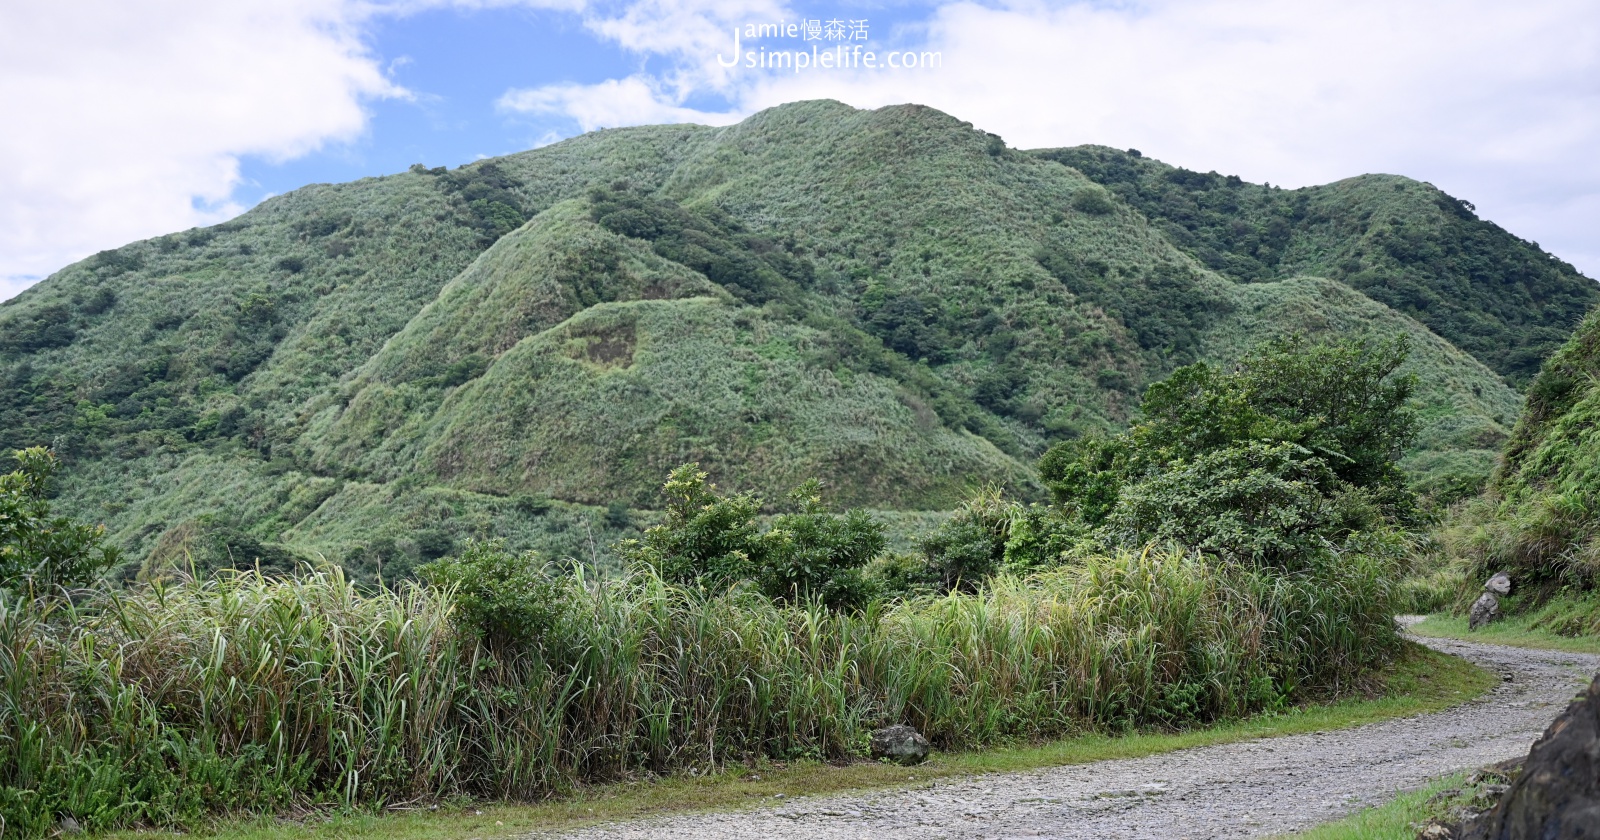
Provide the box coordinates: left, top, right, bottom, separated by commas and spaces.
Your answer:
532, 627, 1599, 839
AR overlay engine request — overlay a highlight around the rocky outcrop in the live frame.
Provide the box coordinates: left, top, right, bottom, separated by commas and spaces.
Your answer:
869, 725, 931, 765
1460, 672, 1600, 839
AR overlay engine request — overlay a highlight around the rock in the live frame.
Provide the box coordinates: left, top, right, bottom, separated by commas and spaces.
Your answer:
1460, 672, 1600, 839
1469, 592, 1500, 630
870, 724, 931, 765
58, 816, 82, 835
1485, 572, 1512, 596
1418, 823, 1453, 840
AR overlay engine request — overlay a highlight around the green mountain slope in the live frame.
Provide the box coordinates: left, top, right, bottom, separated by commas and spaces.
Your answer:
0, 100, 1576, 577
1452, 302, 1600, 589
1037, 146, 1599, 386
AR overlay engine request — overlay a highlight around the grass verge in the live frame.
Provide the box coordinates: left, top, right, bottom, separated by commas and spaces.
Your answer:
111, 640, 1493, 840
1276, 773, 1468, 839
1410, 612, 1600, 655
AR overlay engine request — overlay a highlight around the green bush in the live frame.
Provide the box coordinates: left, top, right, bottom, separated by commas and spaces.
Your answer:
1033, 335, 1421, 571
0, 447, 120, 595
420, 540, 572, 651
617, 464, 763, 590
916, 488, 1012, 591
759, 481, 885, 609
1070, 187, 1115, 215
1102, 442, 1359, 570
618, 464, 887, 608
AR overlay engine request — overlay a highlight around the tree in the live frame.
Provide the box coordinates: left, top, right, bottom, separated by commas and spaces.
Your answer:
1134, 335, 1418, 497
1037, 336, 1420, 570
0, 447, 121, 594
617, 465, 886, 609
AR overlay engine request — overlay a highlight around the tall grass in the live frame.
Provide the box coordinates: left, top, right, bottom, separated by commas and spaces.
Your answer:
0, 547, 1398, 836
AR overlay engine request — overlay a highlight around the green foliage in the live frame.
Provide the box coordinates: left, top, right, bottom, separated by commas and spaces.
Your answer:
1037, 336, 1419, 570
759, 481, 885, 609
1038, 434, 1127, 525
916, 488, 1013, 591
1437, 303, 1600, 593
618, 465, 763, 589
436, 162, 531, 245
0, 448, 120, 594
589, 184, 811, 306
619, 465, 886, 609
1103, 442, 1355, 570
0, 100, 1546, 573
1070, 187, 1115, 216
1036, 145, 1599, 386
1135, 335, 1418, 495
419, 540, 572, 651
0, 544, 1398, 835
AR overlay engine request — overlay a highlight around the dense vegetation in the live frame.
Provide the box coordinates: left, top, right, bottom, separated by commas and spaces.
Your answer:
1428, 302, 1600, 627
1037, 146, 1598, 387
0, 99, 1574, 580
0, 335, 1421, 835
0, 448, 121, 594
0, 553, 1396, 836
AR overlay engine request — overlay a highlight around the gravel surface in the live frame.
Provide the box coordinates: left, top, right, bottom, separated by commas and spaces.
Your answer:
531, 625, 1599, 839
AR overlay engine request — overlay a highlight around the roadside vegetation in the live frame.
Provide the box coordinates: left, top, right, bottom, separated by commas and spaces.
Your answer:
0, 335, 1437, 837
1401, 301, 1600, 640
90, 642, 1490, 840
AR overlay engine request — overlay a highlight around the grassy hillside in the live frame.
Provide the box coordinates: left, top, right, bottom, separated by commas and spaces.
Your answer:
0, 100, 1570, 576
1440, 302, 1600, 600
1037, 146, 1599, 387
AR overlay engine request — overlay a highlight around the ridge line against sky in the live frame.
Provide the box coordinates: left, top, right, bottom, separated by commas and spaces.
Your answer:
2, 0, 1597, 301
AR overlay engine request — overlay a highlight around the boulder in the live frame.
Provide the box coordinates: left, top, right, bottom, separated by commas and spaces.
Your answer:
1461, 672, 1600, 839
870, 724, 931, 765
1486, 572, 1512, 596
1469, 592, 1500, 631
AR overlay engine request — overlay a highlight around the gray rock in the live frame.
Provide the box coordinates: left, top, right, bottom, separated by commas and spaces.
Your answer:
869, 724, 931, 765
58, 816, 82, 835
1485, 572, 1512, 596
1461, 671, 1600, 839
1470, 592, 1500, 630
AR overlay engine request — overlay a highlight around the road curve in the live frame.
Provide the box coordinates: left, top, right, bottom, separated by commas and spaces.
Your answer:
531, 627, 1599, 839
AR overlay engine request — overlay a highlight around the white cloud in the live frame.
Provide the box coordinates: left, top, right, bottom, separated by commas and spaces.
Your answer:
0, 1, 404, 299
505, 0, 1600, 279
498, 76, 742, 130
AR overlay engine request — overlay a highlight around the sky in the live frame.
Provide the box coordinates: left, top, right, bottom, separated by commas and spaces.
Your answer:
3, 0, 1598, 301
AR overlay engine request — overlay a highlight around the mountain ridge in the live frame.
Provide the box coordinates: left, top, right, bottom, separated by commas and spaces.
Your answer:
0, 99, 1588, 579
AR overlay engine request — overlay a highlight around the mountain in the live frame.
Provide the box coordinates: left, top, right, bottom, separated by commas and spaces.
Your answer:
1039, 146, 1595, 387
0, 100, 1588, 581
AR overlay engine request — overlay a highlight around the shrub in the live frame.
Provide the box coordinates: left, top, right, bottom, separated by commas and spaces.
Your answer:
1102, 442, 1345, 570
617, 464, 761, 590
618, 465, 887, 609
759, 481, 885, 609
1036, 335, 1421, 570
916, 488, 1013, 591
0, 447, 121, 595
1071, 187, 1115, 215
419, 539, 571, 651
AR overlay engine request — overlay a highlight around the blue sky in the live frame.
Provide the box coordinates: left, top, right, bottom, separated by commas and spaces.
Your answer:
3, 0, 1598, 299
236, 4, 635, 197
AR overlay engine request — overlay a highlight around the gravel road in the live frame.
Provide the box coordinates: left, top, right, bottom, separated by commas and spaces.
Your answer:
531, 625, 1599, 839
